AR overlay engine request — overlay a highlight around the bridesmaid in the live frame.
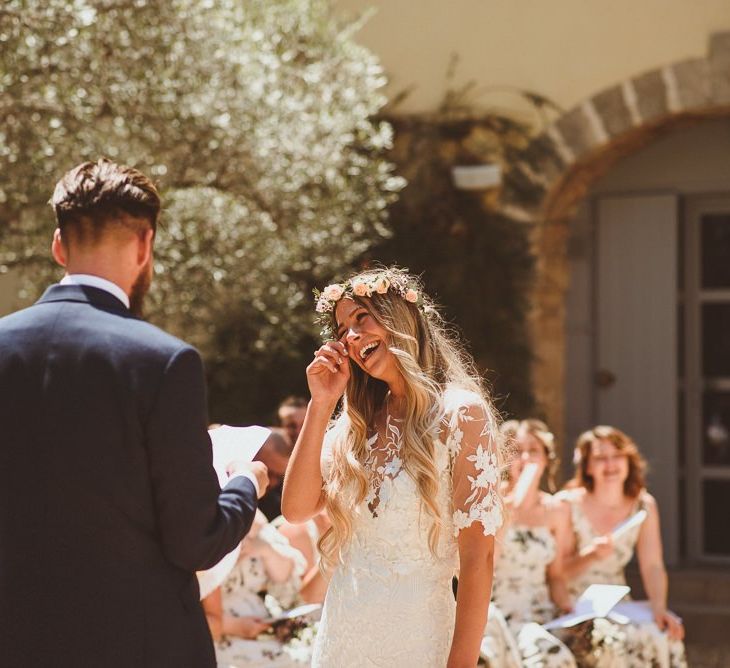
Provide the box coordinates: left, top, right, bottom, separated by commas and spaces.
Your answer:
482, 419, 576, 668
276, 509, 331, 605
559, 425, 687, 667
202, 511, 308, 668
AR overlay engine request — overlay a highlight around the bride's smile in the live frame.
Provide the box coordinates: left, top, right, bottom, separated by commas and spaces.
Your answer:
335, 299, 400, 386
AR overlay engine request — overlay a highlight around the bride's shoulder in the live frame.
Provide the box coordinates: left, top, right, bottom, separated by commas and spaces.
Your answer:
442, 385, 486, 416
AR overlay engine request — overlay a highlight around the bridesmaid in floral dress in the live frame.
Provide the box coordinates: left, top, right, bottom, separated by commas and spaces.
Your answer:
482, 419, 577, 668
559, 426, 687, 668
202, 510, 309, 667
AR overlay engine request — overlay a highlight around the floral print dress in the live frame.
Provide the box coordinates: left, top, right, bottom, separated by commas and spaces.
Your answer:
312, 389, 503, 668
482, 525, 577, 668
215, 515, 309, 668
562, 490, 687, 668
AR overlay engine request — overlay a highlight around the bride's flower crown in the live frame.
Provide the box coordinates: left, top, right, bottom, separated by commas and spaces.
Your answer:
313, 269, 423, 340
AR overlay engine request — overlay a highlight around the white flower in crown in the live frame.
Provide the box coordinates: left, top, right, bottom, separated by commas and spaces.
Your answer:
323, 284, 345, 301
352, 279, 371, 297
405, 288, 419, 303
373, 275, 390, 294
315, 295, 334, 313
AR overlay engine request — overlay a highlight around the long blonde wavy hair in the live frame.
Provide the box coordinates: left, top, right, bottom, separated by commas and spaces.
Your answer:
318, 268, 501, 571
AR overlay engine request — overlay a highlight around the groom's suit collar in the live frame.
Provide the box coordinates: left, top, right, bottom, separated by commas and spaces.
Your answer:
37, 283, 133, 315
60, 274, 130, 308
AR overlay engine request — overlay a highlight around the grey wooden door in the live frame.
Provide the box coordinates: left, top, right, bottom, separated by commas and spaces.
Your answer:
595, 194, 679, 565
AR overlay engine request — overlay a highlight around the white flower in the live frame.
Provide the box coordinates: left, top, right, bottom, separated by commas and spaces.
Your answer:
405, 288, 418, 303
352, 279, 370, 297
479, 504, 503, 536
446, 435, 461, 457
467, 444, 493, 471
373, 275, 390, 294
473, 467, 498, 488
323, 283, 345, 300
316, 296, 333, 313
452, 509, 471, 534
383, 455, 402, 477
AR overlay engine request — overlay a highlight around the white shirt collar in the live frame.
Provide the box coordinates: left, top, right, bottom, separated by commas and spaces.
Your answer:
60, 274, 130, 309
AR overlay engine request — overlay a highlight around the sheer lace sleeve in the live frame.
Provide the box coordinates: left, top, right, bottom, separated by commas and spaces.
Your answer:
447, 400, 503, 537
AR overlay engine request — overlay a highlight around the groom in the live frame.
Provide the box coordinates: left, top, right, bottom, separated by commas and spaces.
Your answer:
0, 159, 267, 667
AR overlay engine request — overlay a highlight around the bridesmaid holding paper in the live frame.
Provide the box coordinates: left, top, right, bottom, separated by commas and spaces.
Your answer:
559, 426, 687, 667
481, 420, 576, 668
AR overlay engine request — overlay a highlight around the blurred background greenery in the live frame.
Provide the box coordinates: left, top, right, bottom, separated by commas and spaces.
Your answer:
0, 0, 534, 423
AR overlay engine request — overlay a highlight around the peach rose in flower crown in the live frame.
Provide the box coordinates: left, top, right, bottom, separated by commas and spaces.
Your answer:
405, 289, 419, 303
323, 284, 345, 301
352, 280, 370, 297
373, 276, 390, 294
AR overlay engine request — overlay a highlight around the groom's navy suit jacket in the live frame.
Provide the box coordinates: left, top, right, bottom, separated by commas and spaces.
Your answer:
0, 284, 258, 667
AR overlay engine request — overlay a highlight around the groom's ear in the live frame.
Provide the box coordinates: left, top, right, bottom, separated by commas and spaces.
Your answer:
135, 227, 154, 268
51, 228, 67, 267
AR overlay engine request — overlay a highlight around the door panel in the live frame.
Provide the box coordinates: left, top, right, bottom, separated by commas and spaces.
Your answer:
596, 194, 679, 564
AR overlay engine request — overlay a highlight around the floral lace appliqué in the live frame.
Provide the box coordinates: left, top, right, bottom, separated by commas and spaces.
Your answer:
364, 414, 404, 516
446, 402, 502, 537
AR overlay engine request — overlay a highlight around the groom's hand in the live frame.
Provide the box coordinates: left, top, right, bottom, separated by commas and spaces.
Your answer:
227, 460, 269, 499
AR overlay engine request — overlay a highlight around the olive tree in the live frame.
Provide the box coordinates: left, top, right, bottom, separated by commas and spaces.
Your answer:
0, 0, 403, 418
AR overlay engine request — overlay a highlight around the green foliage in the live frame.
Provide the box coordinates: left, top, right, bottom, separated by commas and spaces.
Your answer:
373, 117, 536, 418
0, 0, 403, 421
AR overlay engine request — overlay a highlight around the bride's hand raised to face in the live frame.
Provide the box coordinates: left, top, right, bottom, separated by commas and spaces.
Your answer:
306, 341, 350, 405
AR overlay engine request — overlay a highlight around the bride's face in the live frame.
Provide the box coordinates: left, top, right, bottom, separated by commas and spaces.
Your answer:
335, 298, 401, 386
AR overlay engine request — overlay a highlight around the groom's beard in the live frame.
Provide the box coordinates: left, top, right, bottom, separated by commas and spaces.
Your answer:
129, 261, 152, 318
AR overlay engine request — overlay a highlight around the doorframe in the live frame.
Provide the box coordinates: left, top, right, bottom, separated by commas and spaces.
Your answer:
684, 194, 730, 565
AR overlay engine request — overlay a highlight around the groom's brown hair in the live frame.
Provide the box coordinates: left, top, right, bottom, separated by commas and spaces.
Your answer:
50, 158, 160, 246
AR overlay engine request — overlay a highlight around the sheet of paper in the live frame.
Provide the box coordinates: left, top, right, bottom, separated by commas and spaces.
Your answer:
262, 603, 323, 624
542, 584, 630, 630
209, 425, 271, 487
611, 509, 648, 541
512, 462, 539, 508
196, 424, 271, 600
608, 600, 655, 625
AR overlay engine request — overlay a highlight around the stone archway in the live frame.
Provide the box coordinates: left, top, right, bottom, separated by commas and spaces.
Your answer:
503, 31, 730, 442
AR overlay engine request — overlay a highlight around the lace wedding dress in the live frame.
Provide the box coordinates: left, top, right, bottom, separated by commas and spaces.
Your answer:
311, 391, 503, 668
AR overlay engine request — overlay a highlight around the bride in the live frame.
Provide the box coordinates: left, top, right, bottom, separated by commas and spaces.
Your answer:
282, 267, 503, 668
